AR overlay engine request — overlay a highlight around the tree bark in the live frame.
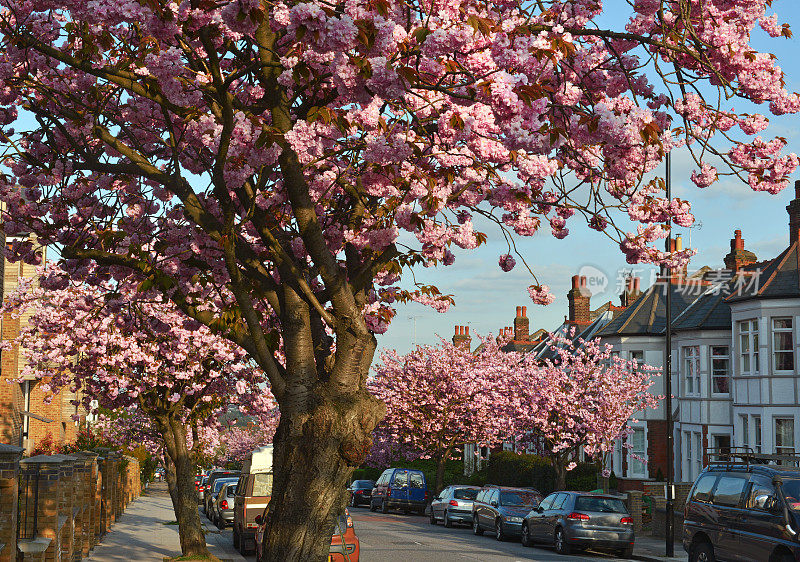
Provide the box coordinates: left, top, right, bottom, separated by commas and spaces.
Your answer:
155, 412, 211, 558
435, 447, 452, 495
261, 288, 385, 562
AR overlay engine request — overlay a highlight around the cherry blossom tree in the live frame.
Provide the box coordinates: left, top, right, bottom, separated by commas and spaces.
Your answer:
0, 0, 796, 557
217, 407, 281, 467
511, 335, 661, 490
370, 336, 518, 493
3, 267, 268, 557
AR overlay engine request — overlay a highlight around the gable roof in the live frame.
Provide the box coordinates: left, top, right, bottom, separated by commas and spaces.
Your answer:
726, 242, 800, 302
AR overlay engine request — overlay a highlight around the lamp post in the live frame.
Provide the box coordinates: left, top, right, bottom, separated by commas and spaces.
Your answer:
665, 152, 675, 557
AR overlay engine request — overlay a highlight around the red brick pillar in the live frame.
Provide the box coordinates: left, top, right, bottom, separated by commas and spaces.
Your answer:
0, 444, 22, 562
51, 455, 76, 562
18, 455, 64, 562
97, 455, 111, 536
73, 452, 97, 558
91, 457, 101, 545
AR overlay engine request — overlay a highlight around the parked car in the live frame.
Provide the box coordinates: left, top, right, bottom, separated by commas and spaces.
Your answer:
430, 485, 480, 527
207, 477, 238, 522
254, 506, 359, 562
369, 468, 429, 514
472, 485, 541, 540
683, 449, 800, 562
348, 480, 376, 508
203, 470, 240, 515
233, 445, 273, 555
194, 475, 203, 492
521, 491, 634, 556
154, 468, 164, 482
211, 482, 238, 529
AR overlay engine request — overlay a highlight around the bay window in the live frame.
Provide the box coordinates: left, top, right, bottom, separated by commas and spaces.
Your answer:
773, 318, 794, 372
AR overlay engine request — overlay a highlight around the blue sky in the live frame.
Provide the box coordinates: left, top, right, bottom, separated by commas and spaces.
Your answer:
376, 1, 800, 358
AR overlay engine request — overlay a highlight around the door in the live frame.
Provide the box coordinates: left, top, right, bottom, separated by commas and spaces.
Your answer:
737, 474, 784, 560
408, 471, 426, 506
480, 490, 498, 529
433, 487, 449, 519
391, 470, 409, 506
529, 493, 556, 539
711, 474, 749, 561
543, 493, 570, 542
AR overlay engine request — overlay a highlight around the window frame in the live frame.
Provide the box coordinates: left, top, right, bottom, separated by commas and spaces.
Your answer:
775, 417, 796, 456
739, 319, 760, 376
740, 414, 749, 449
629, 427, 647, 478
772, 317, 795, 373
710, 346, 730, 394
682, 346, 701, 396
754, 415, 762, 453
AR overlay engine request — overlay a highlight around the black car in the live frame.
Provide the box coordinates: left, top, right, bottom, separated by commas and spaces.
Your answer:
347, 480, 375, 508
472, 485, 542, 540
684, 448, 800, 562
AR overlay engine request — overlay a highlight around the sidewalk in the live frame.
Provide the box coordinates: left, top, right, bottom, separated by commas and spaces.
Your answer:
634, 536, 688, 562
87, 482, 246, 562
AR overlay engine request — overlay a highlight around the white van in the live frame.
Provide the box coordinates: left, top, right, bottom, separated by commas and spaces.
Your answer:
232, 445, 273, 555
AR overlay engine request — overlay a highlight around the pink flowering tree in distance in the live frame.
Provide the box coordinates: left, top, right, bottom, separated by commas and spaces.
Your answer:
0, 0, 797, 557
217, 407, 281, 467
2, 267, 269, 557
512, 334, 661, 490
369, 336, 517, 493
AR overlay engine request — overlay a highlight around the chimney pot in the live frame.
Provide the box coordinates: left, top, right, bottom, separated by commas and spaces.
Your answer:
516, 306, 522, 317
571, 274, 579, 289
455, 326, 459, 335
465, 326, 469, 335
633, 277, 640, 291
580, 276, 587, 288
675, 234, 683, 251
522, 306, 527, 317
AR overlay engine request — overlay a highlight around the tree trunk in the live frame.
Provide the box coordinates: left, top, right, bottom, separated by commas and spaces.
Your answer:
261, 288, 385, 562
435, 447, 452, 495
155, 413, 211, 558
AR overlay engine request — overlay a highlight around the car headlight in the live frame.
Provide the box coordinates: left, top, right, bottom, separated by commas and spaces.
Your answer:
505, 516, 523, 523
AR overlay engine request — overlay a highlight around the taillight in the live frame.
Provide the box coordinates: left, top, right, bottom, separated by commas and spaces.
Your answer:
620, 516, 633, 525
355, 490, 363, 494
425, 491, 429, 501
387, 487, 392, 498
221, 500, 228, 510
567, 512, 590, 521
449, 500, 459, 507
346, 514, 353, 528
205, 485, 210, 491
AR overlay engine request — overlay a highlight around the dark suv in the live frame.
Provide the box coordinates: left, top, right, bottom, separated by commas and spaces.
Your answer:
684, 449, 800, 562
472, 485, 542, 540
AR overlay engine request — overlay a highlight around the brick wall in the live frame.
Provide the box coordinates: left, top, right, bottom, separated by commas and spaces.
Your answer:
0, 444, 22, 562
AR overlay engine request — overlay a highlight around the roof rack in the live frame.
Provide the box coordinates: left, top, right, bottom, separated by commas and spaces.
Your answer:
706, 447, 800, 469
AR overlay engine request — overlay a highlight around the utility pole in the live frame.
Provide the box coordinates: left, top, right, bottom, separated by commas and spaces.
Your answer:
665, 152, 675, 557
408, 315, 420, 347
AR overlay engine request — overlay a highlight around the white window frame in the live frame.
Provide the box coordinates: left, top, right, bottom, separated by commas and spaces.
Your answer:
740, 415, 749, 449
629, 427, 647, 478
775, 417, 795, 456
772, 318, 794, 373
683, 346, 701, 396
739, 319, 760, 376
754, 415, 762, 453
711, 346, 730, 395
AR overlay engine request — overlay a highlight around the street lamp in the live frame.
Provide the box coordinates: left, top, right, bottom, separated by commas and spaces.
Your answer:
664, 152, 675, 557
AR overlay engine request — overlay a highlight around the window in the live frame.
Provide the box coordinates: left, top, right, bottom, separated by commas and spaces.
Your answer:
711, 346, 730, 393
453, 488, 478, 500
630, 428, 646, 477
551, 493, 569, 510
754, 416, 762, 453
685, 432, 693, 481
773, 318, 794, 371
499, 490, 539, 507
740, 415, 749, 449
776, 418, 795, 455
695, 433, 703, 476
691, 474, 717, 503
630, 350, 644, 366
252, 473, 273, 496
538, 494, 556, 511
747, 475, 776, 510
713, 435, 732, 459
712, 475, 747, 507
739, 320, 760, 375
409, 472, 424, 489
574, 496, 628, 513
683, 346, 701, 395
392, 470, 409, 488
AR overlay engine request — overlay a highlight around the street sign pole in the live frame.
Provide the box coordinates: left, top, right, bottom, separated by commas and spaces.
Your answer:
665, 152, 675, 557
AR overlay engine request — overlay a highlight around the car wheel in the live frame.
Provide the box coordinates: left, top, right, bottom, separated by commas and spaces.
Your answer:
443, 510, 453, 528
495, 519, 505, 541
381, 499, 388, 514
554, 527, 571, 555
369, 500, 377, 512
618, 545, 634, 559
690, 542, 715, 562
232, 527, 240, 549
473, 515, 483, 536
521, 523, 533, 547
239, 534, 250, 556
429, 510, 437, 525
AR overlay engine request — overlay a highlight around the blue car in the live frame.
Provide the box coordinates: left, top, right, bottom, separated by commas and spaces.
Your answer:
369, 468, 429, 515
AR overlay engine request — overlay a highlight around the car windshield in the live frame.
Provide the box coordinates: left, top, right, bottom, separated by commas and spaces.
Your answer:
499, 491, 538, 507
574, 496, 628, 513
453, 488, 478, 500
780, 480, 800, 510
213, 479, 236, 493
354, 480, 374, 489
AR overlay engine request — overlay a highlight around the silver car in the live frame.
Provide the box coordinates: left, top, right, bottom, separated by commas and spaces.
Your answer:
521, 491, 634, 557
429, 485, 480, 527
211, 480, 238, 529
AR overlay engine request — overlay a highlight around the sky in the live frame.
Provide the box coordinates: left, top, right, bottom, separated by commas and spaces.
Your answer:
375, 1, 800, 358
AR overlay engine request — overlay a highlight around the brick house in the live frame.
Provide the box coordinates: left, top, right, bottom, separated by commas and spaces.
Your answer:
0, 234, 84, 454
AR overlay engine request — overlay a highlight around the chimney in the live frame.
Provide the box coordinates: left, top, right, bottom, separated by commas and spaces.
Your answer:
568, 275, 591, 325
514, 306, 530, 341
788, 180, 800, 245
453, 325, 472, 349
723, 229, 757, 273
620, 276, 643, 307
